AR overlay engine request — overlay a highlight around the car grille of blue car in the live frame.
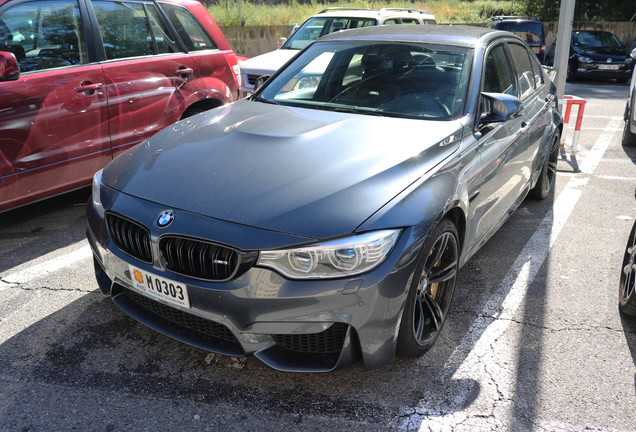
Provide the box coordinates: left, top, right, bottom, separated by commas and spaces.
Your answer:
106, 213, 258, 281
160, 236, 241, 281
106, 213, 152, 263
272, 323, 348, 354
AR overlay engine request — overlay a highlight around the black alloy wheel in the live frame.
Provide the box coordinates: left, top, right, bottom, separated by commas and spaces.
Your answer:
530, 130, 560, 200
397, 218, 459, 357
619, 219, 636, 317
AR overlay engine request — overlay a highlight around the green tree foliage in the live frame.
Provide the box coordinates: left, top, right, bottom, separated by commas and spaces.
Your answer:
521, 0, 635, 21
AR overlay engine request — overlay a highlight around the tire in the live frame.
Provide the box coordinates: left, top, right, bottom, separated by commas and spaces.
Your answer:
566, 66, 577, 82
622, 105, 636, 147
530, 130, 560, 200
397, 218, 459, 357
181, 106, 210, 119
619, 220, 636, 317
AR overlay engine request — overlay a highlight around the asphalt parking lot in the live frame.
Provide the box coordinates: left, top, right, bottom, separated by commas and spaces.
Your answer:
1, 79, 635, 432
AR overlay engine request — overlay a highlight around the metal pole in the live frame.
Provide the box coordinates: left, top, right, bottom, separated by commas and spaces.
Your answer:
553, 0, 576, 101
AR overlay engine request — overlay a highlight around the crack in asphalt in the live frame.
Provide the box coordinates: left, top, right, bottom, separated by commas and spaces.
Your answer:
452, 309, 634, 334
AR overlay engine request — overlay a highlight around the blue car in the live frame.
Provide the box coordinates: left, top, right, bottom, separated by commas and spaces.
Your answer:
566, 30, 634, 83
86, 25, 562, 371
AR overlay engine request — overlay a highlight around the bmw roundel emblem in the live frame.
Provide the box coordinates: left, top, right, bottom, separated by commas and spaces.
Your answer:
156, 210, 175, 228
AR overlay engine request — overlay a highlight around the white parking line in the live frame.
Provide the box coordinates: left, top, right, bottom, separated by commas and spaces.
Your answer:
0, 243, 92, 290
400, 118, 620, 430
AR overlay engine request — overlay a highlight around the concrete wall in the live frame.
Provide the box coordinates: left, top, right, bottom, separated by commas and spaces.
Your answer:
221, 22, 636, 59
221, 25, 295, 58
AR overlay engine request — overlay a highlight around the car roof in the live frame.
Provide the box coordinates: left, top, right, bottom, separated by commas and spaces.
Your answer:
317, 24, 506, 48
314, 7, 435, 20
489, 15, 542, 22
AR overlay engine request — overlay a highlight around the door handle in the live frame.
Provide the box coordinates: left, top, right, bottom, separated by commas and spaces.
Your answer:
75, 82, 103, 94
176, 67, 194, 78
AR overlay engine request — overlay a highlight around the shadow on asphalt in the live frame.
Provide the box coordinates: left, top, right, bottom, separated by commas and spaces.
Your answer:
0, 187, 90, 273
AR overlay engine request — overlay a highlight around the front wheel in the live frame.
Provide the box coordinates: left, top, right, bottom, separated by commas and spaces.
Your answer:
397, 218, 459, 357
530, 130, 560, 200
619, 220, 636, 317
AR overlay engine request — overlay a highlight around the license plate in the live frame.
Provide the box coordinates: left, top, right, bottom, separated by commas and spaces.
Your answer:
598, 64, 619, 70
128, 265, 191, 308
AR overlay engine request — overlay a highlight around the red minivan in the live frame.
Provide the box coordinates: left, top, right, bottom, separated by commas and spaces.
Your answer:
0, 0, 241, 212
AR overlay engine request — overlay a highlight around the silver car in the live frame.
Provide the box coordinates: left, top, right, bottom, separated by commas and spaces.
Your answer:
622, 48, 636, 146
87, 25, 562, 372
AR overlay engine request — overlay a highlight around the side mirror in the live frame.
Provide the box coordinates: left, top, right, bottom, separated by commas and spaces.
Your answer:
480, 92, 524, 124
630, 47, 636, 60
0, 51, 19, 82
254, 74, 271, 92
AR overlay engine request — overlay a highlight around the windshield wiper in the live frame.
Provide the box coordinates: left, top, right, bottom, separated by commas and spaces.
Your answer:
330, 106, 383, 116
251, 95, 279, 105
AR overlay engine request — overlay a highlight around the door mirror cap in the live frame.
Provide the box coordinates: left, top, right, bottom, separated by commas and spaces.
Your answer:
480, 92, 524, 124
0, 51, 19, 82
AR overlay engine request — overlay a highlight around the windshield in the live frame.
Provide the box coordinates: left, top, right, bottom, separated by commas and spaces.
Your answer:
258, 41, 472, 121
282, 17, 377, 50
573, 31, 623, 49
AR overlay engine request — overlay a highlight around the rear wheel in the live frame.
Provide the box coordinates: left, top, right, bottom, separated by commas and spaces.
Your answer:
397, 218, 459, 357
530, 130, 560, 200
619, 220, 636, 317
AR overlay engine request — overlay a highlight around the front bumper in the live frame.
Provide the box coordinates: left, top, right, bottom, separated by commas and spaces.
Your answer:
86, 186, 421, 372
573, 63, 633, 80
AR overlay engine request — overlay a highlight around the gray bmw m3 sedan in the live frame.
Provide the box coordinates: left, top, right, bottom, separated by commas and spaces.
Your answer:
86, 25, 562, 372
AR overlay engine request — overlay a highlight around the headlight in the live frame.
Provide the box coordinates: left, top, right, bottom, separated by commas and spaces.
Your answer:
577, 56, 594, 63
257, 229, 401, 279
625, 58, 635, 64
92, 169, 104, 218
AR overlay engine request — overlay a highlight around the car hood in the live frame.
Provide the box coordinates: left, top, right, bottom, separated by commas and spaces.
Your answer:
103, 100, 462, 239
240, 49, 299, 74
574, 46, 627, 58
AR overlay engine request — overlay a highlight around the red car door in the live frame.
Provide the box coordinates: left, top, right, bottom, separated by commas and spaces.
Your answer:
91, 0, 205, 157
0, 0, 110, 211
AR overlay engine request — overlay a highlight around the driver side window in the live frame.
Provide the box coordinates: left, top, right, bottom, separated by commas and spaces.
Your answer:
483, 43, 514, 95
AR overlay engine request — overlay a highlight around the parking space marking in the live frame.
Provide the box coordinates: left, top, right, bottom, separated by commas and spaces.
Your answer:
0, 243, 92, 291
402, 117, 618, 430
579, 118, 622, 174
597, 175, 636, 181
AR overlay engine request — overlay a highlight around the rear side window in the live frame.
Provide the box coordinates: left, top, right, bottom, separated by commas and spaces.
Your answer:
383, 18, 420, 25
0, 0, 86, 72
159, 2, 217, 52
93, 1, 179, 59
497, 21, 544, 42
